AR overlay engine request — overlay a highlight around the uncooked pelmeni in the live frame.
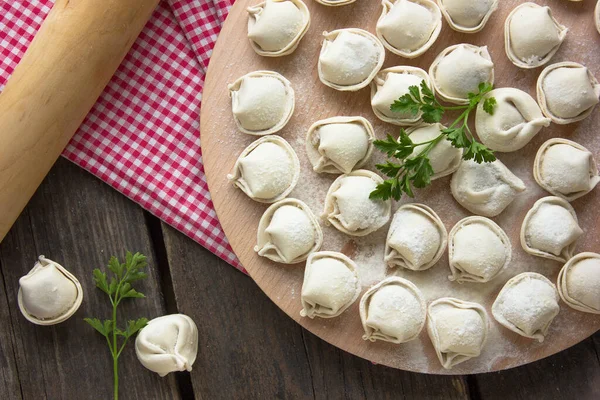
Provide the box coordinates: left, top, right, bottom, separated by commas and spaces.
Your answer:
228, 70, 295, 135
557, 252, 600, 314
305, 116, 375, 174
247, 0, 310, 57
228, 135, 300, 203
492, 272, 559, 342
406, 123, 462, 180
504, 3, 567, 69
318, 29, 385, 92
537, 62, 600, 124
448, 216, 511, 283
18, 256, 83, 325
437, 0, 498, 33
255, 198, 323, 264
475, 88, 551, 152
451, 159, 526, 217
300, 251, 361, 319
376, 0, 442, 58
596, 1, 600, 35
534, 138, 600, 201
314, 0, 355, 5
323, 170, 392, 236
135, 314, 199, 377
520, 196, 583, 263
360, 277, 427, 344
427, 298, 489, 369
429, 44, 494, 104
385, 203, 447, 271
370, 66, 432, 125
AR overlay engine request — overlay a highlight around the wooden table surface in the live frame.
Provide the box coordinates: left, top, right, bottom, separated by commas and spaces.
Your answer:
0, 158, 597, 399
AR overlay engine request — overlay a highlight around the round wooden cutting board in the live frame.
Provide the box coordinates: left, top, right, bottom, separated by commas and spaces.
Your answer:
201, 0, 600, 374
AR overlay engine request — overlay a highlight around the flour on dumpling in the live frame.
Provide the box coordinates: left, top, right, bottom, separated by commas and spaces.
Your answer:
360, 277, 426, 344
228, 135, 300, 203
247, 0, 310, 57
306, 116, 375, 174
323, 170, 392, 236
520, 196, 583, 263
300, 251, 361, 319
534, 138, 600, 201
255, 198, 323, 264
319, 29, 385, 91
537, 62, 600, 124
376, 0, 442, 58
385, 203, 447, 271
228, 70, 295, 135
451, 159, 525, 217
475, 88, 550, 152
505, 3, 567, 69
492, 272, 559, 342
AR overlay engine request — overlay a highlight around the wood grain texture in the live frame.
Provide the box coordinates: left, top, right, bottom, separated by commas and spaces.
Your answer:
0, 0, 159, 241
473, 333, 600, 400
201, 0, 600, 374
162, 222, 470, 399
0, 159, 179, 399
0, 262, 22, 399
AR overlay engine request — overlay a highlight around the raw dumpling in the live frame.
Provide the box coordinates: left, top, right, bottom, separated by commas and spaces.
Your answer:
323, 170, 392, 236
429, 44, 494, 105
18, 256, 84, 325
375, 0, 442, 58
406, 123, 462, 179
247, 0, 311, 57
534, 138, 600, 201
451, 159, 526, 217
228, 135, 300, 203
596, 1, 600, 35
228, 70, 295, 135
427, 298, 489, 369
557, 252, 600, 314
537, 62, 600, 124
504, 3, 567, 69
300, 251, 361, 319
475, 88, 551, 152
370, 66, 432, 125
385, 203, 447, 271
255, 198, 323, 264
492, 272, 559, 342
448, 216, 511, 283
319, 29, 385, 92
360, 277, 426, 343
520, 196, 583, 262
437, 0, 498, 33
314, 0, 355, 5
305, 116, 375, 174
135, 314, 199, 377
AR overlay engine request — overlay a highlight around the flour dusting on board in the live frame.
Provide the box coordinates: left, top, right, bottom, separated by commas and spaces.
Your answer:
203, 0, 600, 374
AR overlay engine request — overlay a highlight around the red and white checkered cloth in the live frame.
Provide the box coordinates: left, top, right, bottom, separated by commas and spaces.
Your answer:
0, 0, 245, 271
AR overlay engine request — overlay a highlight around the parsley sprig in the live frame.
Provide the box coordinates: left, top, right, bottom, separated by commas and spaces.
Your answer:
370, 81, 497, 201
84, 252, 149, 400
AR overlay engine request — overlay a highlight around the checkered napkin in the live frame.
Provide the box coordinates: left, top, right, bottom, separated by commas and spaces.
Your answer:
0, 0, 245, 271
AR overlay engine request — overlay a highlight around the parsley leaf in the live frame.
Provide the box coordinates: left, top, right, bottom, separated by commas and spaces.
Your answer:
371, 80, 497, 201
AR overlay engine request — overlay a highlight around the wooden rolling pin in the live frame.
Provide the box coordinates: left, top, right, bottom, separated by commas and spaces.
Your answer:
0, 0, 160, 242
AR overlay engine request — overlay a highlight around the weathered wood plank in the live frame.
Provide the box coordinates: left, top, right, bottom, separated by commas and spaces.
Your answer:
474, 333, 600, 400
162, 224, 314, 399
0, 159, 180, 399
163, 223, 470, 400
300, 329, 470, 400
0, 260, 22, 399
